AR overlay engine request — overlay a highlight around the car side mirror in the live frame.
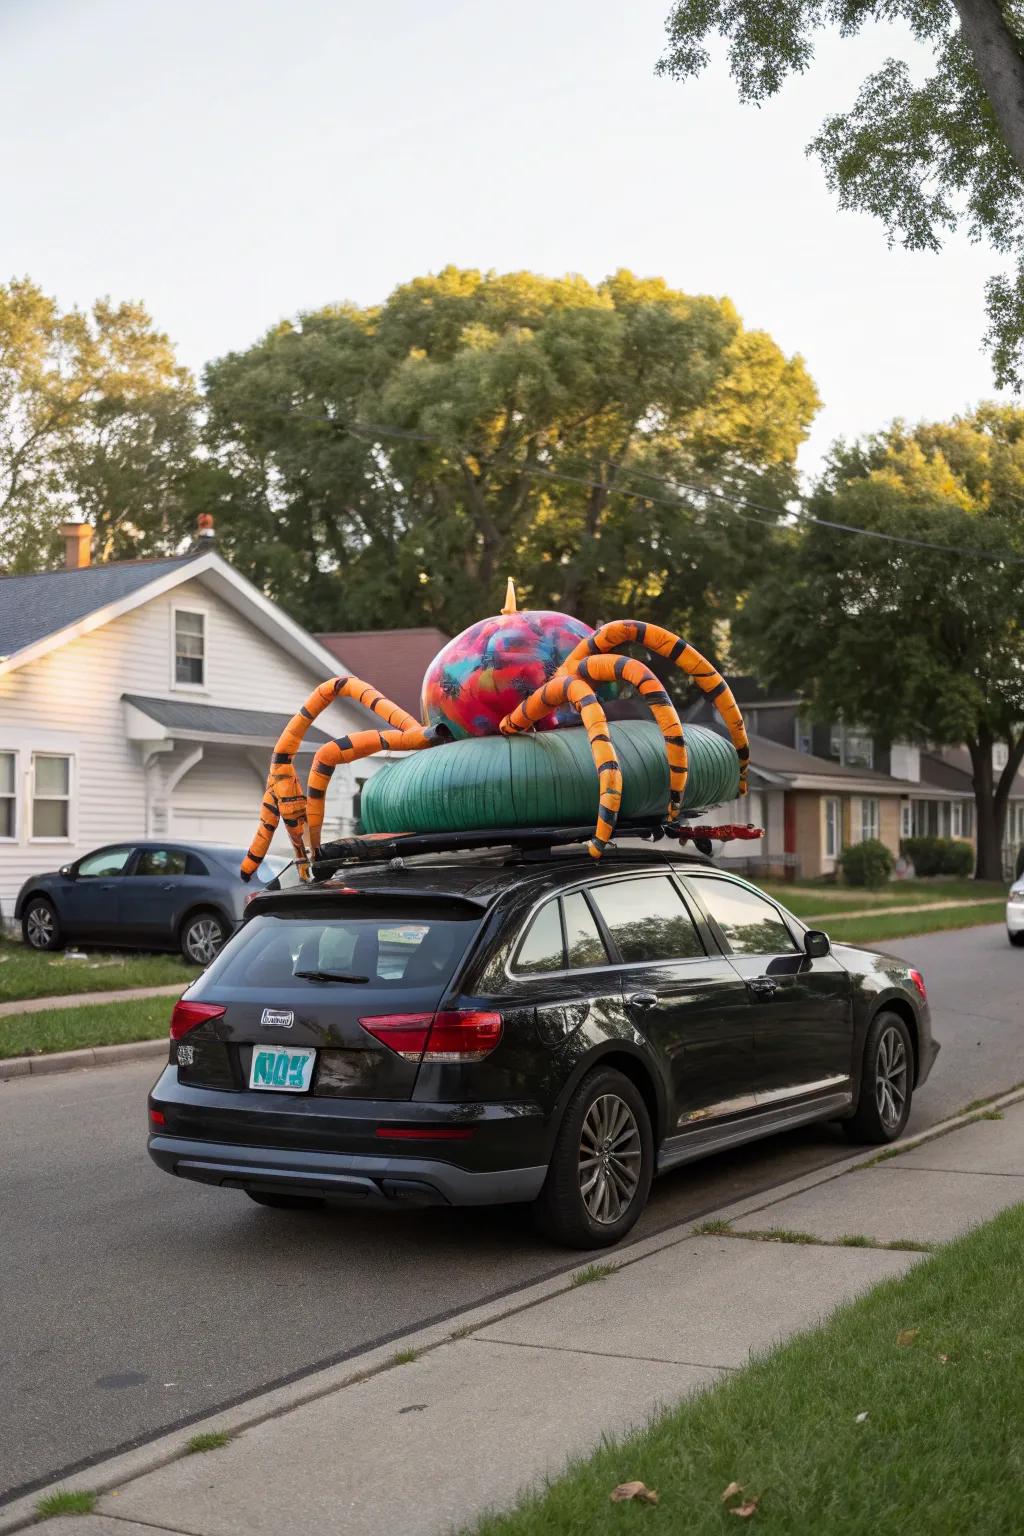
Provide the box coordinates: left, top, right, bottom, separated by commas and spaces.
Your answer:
59, 864, 74, 879
804, 929, 831, 959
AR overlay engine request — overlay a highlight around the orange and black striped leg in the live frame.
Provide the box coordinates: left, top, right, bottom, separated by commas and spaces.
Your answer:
558, 622, 750, 795
241, 675, 422, 881
567, 654, 688, 822
241, 791, 282, 880
500, 677, 621, 858
306, 723, 451, 850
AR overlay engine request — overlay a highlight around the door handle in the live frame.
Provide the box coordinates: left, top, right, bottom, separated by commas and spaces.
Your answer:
747, 977, 777, 998
161, 883, 176, 891
626, 991, 659, 1010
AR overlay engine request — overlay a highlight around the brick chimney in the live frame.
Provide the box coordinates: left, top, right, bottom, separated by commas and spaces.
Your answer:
60, 521, 93, 570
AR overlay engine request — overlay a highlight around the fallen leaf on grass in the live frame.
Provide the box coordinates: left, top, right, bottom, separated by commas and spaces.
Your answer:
855, 1411, 869, 1423
896, 1328, 920, 1347
729, 1499, 760, 1518
721, 1482, 744, 1502
610, 1481, 659, 1505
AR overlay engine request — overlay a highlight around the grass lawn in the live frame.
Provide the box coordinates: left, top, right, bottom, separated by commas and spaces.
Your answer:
0, 995, 173, 1059
0, 940, 194, 1004
764, 878, 1007, 909
472, 1205, 1024, 1536
820, 901, 1006, 946
759, 878, 1006, 918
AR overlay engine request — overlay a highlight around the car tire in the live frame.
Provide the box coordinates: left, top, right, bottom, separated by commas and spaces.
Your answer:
180, 910, 228, 966
842, 1011, 914, 1145
245, 1190, 325, 1211
533, 1066, 654, 1249
22, 896, 61, 951
1009, 930, 1024, 948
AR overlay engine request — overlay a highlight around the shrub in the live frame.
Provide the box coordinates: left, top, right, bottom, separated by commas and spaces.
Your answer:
900, 836, 974, 878
840, 838, 894, 888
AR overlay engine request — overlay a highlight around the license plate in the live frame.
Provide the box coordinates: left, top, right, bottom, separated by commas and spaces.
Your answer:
249, 1044, 316, 1093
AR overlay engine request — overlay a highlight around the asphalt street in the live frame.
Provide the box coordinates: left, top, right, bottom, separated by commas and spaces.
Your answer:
1, 921, 1021, 1505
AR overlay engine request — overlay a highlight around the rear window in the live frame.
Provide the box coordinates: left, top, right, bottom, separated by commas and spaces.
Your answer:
201, 909, 479, 991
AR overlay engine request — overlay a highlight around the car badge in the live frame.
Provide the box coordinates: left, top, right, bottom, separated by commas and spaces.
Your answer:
260, 1007, 294, 1029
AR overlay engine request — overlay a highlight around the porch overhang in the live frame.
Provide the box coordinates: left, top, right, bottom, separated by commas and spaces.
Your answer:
123, 694, 330, 753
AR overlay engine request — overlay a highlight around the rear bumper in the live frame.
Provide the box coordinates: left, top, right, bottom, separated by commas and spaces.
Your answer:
147, 1134, 546, 1207
147, 1067, 548, 1208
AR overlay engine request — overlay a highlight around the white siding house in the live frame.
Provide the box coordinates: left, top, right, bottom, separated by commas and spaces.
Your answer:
0, 538, 385, 921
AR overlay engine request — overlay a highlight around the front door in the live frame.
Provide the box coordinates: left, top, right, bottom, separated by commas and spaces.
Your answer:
586, 872, 758, 1129
61, 845, 134, 937
683, 874, 853, 1107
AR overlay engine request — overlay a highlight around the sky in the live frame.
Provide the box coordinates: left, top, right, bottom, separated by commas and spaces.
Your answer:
1, 0, 1011, 477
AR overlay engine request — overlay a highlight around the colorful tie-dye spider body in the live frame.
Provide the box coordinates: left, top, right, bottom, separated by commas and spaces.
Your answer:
241, 583, 749, 880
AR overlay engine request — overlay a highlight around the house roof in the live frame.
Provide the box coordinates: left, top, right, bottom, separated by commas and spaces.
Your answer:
0, 551, 370, 723
316, 627, 449, 717
123, 694, 330, 749
0, 556, 195, 657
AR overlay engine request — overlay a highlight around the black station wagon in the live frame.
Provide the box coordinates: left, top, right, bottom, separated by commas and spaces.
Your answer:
148, 838, 938, 1247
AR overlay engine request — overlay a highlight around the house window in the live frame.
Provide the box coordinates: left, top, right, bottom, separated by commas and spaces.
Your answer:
993, 742, 1009, 772
174, 610, 205, 686
824, 797, 840, 860
795, 718, 814, 755
964, 801, 975, 838
829, 724, 874, 770
0, 751, 15, 838
900, 802, 912, 838
32, 754, 71, 839
951, 801, 964, 838
860, 797, 879, 842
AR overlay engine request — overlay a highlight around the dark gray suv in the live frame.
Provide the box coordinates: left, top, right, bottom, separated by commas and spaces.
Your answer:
15, 842, 286, 964
147, 837, 938, 1246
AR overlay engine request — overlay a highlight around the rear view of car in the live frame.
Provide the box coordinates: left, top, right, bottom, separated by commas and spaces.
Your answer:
147, 885, 551, 1217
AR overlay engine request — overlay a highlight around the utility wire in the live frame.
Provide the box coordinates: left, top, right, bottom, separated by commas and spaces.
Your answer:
240, 403, 1024, 570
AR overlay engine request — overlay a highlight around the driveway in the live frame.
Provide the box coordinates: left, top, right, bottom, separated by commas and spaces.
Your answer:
1, 922, 1020, 1506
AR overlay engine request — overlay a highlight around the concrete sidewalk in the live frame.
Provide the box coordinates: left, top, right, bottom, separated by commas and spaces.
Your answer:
0, 982, 184, 1018
12, 1089, 1024, 1536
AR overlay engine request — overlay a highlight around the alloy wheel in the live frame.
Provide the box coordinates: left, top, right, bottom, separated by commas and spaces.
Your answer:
875, 1026, 908, 1130
26, 904, 54, 948
578, 1093, 642, 1225
185, 918, 222, 965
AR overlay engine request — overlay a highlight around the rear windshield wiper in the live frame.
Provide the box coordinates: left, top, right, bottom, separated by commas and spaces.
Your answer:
292, 969, 370, 984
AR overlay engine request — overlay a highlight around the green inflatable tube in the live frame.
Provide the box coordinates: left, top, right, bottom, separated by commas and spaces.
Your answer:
361, 720, 739, 835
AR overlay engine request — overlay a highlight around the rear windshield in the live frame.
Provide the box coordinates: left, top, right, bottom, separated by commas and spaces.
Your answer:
201, 909, 479, 992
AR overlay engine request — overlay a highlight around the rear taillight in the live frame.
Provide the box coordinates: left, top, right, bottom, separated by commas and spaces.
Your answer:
359, 1009, 503, 1063
170, 1000, 226, 1040
908, 969, 927, 1004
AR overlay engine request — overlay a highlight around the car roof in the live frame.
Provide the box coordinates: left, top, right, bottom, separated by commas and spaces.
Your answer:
253, 844, 718, 912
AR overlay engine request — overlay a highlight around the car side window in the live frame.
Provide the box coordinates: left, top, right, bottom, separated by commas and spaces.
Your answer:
589, 876, 704, 964
187, 854, 210, 876
135, 849, 189, 877
513, 899, 564, 974
688, 877, 799, 957
562, 891, 608, 969
76, 847, 133, 878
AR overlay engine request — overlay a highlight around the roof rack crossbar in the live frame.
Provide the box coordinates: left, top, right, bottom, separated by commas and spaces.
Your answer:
309, 820, 763, 877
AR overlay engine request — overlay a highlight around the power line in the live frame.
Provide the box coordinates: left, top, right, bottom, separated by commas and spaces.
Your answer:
238, 403, 1024, 570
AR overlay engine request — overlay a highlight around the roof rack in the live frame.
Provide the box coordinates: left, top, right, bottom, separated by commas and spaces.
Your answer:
310, 821, 763, 878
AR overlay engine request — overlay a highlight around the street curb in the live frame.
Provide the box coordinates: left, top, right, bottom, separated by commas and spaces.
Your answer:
0, 1036, 167, 1081
4, 1079, 1024, 1534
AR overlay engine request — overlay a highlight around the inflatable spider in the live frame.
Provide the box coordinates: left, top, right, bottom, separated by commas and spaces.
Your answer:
241, 582, 749, 880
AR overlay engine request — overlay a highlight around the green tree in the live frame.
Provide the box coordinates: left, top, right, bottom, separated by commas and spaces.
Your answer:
658, 1, 1024, 388
738, 404, 1024, 880
0, 278, 198, 571
202, 266, 818, 645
